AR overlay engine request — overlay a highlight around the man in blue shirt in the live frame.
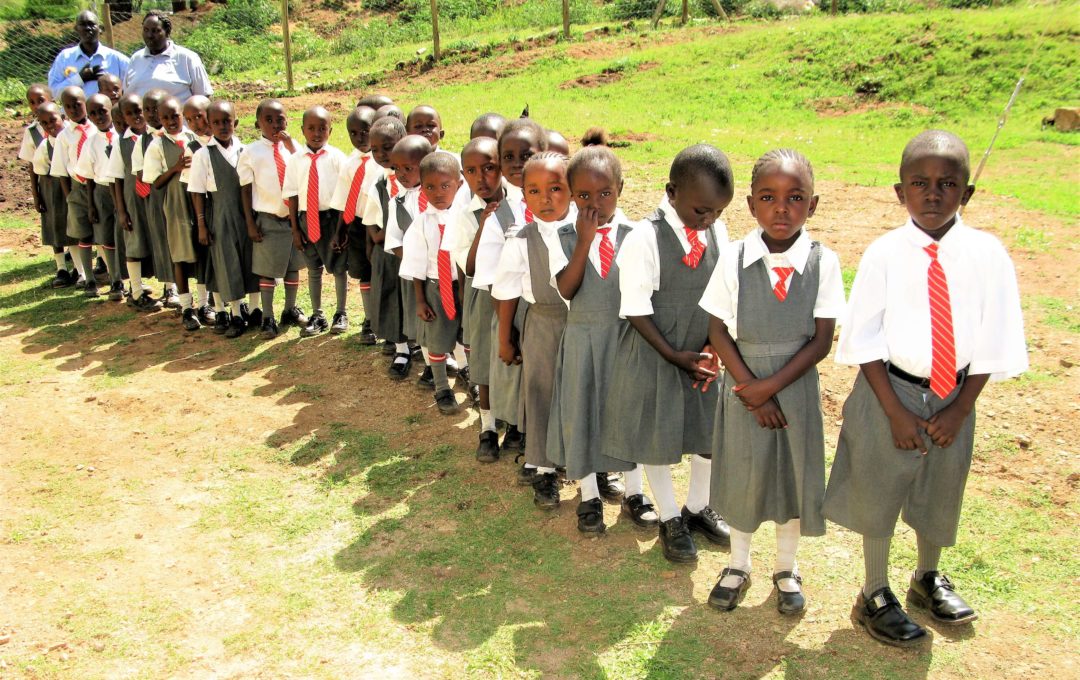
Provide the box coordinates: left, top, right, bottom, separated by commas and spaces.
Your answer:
47, 11, 130, 99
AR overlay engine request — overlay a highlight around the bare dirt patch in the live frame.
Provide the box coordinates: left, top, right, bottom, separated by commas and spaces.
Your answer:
559, 60, 659, 89
811, 95, 934, 118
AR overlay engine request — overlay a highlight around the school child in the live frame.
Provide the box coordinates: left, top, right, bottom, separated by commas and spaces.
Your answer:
30, 102, 77, 288
282, 105, 349, 337
399, 153, 467, 414
142, 95, 215, 330
547, 145, 655, 533
330, 106, 380, 344
492, 152, 577, 509
546, 129, 570, 157
132, 88, 180, 309
76, 93, 125, 300
97, 73, 122, 105
406, 105, 449, 154
357, 93, 394, 110
823, 130, 1027, 647
50, 86, 101, 295
107, 94, 162, 311
238, 98, 308, 337
469, 112, 506, 140
699, 149, 846, 614
189, 101, 261, 338
376, 104, 405, 123
361, 116, 410, 375
183, 95, 212, 145
609, 144, 734, 563
20, 86, 70, 288
384, 135, 436, 384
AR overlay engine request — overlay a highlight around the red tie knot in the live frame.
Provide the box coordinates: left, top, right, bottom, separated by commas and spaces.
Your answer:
308, 149, 324, 160
924, 242, 939, 260
597, 227, 611, 236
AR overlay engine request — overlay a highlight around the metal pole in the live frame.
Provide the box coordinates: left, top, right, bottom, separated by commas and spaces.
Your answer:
281, 0, 294, 91
431, 0, 441, 61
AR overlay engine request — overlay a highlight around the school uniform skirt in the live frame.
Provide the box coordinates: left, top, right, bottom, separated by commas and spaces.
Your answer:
40, 176, 74, 248
401, 273, 418, 342
120, 178, 151, 264
163, 180, 197, 264
489, 302, 525, 426
519, 302, 565, 468
65, 181, 93, 242
416, 279, 461, 355
369, 243, 404, 342
299, 210, 346, 275
252, 212, 302, 279
465, 282, 493, 385
822, 370, 976, 547
208, 197, 259, 302
146, 185, 175, 283
711, 340, 826, 536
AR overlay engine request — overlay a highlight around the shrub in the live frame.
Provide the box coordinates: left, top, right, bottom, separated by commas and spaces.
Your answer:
219, 0, 278, 32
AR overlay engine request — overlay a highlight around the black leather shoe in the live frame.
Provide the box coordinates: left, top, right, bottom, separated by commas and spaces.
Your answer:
853, 587, 930, 648
502, 425, 524, 452
359, 319, 377, 345
621, 494, 659, 528
531, 472, 560, 509
681, 505, 730, 546
596, 472, 625, 502
516, 462, 538, 486
182, 308, 202, 331
388, 354, 412, 381
708, 568, 751, 611
417, 366, 435, 389
381, 340, 396, 356
576, 498, 605, 534
906, 572, 978, 625
476, 430, 499, 463
772, 571, 806, 615
658, 516, 697, 563
434, 388, 459, 415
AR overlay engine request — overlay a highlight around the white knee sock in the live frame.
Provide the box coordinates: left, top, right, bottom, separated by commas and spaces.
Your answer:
248, 291, 261, 310
230, 300, 242, 316
53, 252, 66, 270
479, 408, 495, 433
179, 292, 193, 310
395, 342, 409, 354
195, 283, 208, 307
453, 343, 468, 368
775, 518, 801, 592
579, 474, 600, 502
128, 261, 142, 294
721, 528, 754, 587
684, 454, 711, 513
624, 465, 644, 497
643, 464, 679, 522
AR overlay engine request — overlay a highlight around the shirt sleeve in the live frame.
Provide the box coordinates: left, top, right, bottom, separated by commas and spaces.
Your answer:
814, 246, 847, 321
698, 246, 740, 333
32, 140, 50, 175
361, 181, 383, 227
329, 158, 354, 212
834, 244, 890, 366
140, 140, 166, 184
47, 50, 83, 98
490, 236, 528, 301
280, 154, 301, 200
968, 241, 1029, 380
617, 224, 660, 318
397, 220, 429, 281
188, 53, 213, 97
18, 129, 37, 164
546, 231, 571, 290
236, 147, 255, 187
186, 147, 211, 193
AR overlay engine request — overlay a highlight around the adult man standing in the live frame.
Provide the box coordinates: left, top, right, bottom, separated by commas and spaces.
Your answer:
48, 10, 131, 99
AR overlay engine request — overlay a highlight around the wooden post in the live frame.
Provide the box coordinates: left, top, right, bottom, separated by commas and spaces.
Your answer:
281, 0, 294, 91
831, 0, 838, 15
431, 0, 441, 61
708, 0, 729, 21
651, 0, 668, 29
102, 3, 114, 48
562, 0, 570, 40
681, 0, 688, 25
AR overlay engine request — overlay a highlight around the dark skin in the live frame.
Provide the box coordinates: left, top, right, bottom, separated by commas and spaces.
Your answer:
385, 140, 427, 258
496, 160, 571, 366
30, 104, 65, 214
362, 128, 405, 247
242, 101, 295, 244
414, 169, 464, 322
375, 104, 404, 122
97, 75, 122, 104
191, 103, 237, 248
74, 12, 104, 83
26, 86, 50, 114
289, 108, 332, 252
461, 142, 503, 278
557, 166, 622, 301
626, 174, 733, 386
860, 153, 984, 453
707, 163, 831, 430
142, 90, 165, 129
113, 96, 147, 234
331, 107, 377, 253
499, 128, 543, 188
405, 106, 445, 148
546, 130, 570, 156
84, 94, 113, 225
183, 96, 211, 138
57, 88, 88, 198
142, 15, 170, 56
151, 98, 189, 191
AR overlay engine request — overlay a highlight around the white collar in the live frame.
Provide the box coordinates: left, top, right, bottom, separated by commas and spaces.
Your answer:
205, 136, 237, 149
598, 208, 630, 231
657, 195, 687, 232
146, 41, 177, 58
902, 215, 969, 250
742, 227, 812, 273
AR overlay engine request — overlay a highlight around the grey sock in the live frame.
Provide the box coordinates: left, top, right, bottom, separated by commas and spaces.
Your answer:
359, 284, 373, 324
915, 535, 942, 579
284, 272, 299, 310
261, 280, 275, 320
308, 267, 323, 312
104, 247, 120, 284
431, 361, 450, 391
77, 246, 94, 283
863, 535, 892, 597
334, 271, 348, 315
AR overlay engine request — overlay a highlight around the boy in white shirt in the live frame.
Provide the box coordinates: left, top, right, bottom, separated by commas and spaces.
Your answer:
50, 86, 98, 294
77, 93, 124, 300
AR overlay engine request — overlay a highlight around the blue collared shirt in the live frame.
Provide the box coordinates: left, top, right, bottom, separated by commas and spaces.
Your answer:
48, 42, 131, 98
123, 41, 213, 103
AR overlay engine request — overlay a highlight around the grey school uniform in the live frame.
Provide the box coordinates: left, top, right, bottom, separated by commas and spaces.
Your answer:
390, 195, 419, 342
823, 369, 977, 548
144, 133, 175, 283
516, 222, 567, 469
27, 126, 50, 245
65, 178, 93, 242
547, 223, 636, 480
464, 200, 515, 386
39, 139, 74, 248
368, 178, 406, 342
711, 242, 827, 537
207, 146, 259, 302
608, 214, 720, 465
417, 278, 461, 354
252, 212, 302, 278
300, 209, 346, 276
117, 136, 152, 273
91, 137, 117, 249
161, 137, 198, 265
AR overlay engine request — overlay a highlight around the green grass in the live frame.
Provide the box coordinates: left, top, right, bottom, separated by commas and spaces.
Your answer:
1035, 295, 1080, 334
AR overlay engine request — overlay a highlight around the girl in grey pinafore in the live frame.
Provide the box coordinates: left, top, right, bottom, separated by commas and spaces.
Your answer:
463, 199, 515, 387
206, 146, 259, 303
608, 215, 720, 465
368, 179, 407, 342
143, 134, 175, 283
710, 242, 827, 537
118, 135, 152, 275
547, 222, 636, 479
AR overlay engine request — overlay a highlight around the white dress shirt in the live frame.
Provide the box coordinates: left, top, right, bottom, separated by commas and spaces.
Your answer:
399, 207, 461, 281
617, 195, 729, 318
141, 130, 197, 184
473, 183, 535, 290
384, 186, 423, 251
281, 144, 346, 212
360, 168, 397, 229
329, 150, 378, 217
104, 128, 140, 181
836, 217, 1028, 381
32, 137, 54, 176
447, 192, 486, 274
490, 214, 574, 304
124, 41, 213, 102
19, 123, 45, 164
699, 228, 847, 340
237, 137, 296, 218
187, 137, 244, 194
48, 42, 130, 98
73, 126, 118, 184
545, 208, 636, 291
49, 121, 97, 182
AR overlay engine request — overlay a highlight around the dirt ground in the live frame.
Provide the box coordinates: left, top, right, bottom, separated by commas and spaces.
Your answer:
0, 94, 1076, 677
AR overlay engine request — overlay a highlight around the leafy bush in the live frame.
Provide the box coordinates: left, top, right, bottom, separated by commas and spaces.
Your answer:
219, 0, 278, 32
745, 0, 783, 18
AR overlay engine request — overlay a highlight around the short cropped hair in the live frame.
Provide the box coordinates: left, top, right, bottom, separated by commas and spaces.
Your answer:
900, 130, 971, 182
751, 148, 814, 189
568, 145, 622, 188
669, 144, 733, 196
420, 151, 461, 178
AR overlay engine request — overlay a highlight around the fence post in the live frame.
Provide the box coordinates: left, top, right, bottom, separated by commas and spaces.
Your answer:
281, 0, 294, 91
708, 0, 730, 21
562, 0, 570, 40
431, 0, 441, 61
681, 0, 688, 25
831, 0, 838, 15
102, 3, 115, 48
651, 0, 668, 29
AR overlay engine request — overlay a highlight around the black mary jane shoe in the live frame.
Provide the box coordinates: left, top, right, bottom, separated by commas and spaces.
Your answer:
708, 568, 752, 611
434, 388, 459, 415
531, 472, 560, 509
475, 430, 500, 463
681, 505, 731, 546
906, 571, 978, 625
852, 587, 930, 648
576, 498, 606, 534
388, 353, 412, 381
772, 570, 806, 615
621, 494, 659, 528
596, 472, 625, 503
658, 516, 698, 563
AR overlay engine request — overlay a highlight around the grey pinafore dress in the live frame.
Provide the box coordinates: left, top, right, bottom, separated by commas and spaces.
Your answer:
464, 200, 515, 386
28, 126, 47, 240
39, 139, 74, 248
161, 137, 198, 264
144, 134, 175, 283
368, 178, 408, 342
517, 223, 567, 468
608, 217, 720, 465
417, 221, 461, 354
711, 242, 827, 537
118, 135, 151, 267
207, 146, 259, 302
547, 223, 636, 480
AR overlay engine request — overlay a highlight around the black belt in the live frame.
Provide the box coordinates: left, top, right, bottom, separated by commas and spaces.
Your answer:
887, 363, 968, 389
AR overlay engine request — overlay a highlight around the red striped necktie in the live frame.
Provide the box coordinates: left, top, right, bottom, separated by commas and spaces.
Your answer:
306, 149, 325, 242
597, 227, 613, 279
389, 175, 399, 198
342, 158, 367, 225
437, 223, 456, 320
772, 267, 795, 301
273, 141, 288, 207
74, 123, 90, 182
418, 189, 428, 213
925, 242, 957, 398
522, 200, 533, 224
133, 133, 152, 197
683, 227, 706, 269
